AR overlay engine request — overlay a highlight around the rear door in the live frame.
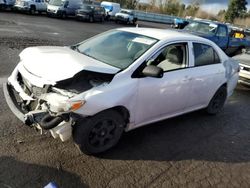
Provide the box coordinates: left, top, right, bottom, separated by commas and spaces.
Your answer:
185, 42, 225, 110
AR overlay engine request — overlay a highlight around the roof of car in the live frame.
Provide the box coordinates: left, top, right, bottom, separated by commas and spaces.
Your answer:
118, 27, 212, 42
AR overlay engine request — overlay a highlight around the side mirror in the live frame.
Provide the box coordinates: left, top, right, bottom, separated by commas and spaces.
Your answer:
142, 65, 163, 78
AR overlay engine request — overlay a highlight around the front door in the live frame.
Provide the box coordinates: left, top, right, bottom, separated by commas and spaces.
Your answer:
215, 25, 229, 50
134, 42, 193, 126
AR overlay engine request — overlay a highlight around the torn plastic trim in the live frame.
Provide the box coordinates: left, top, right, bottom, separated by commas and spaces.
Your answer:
24, 110, 69, 130
8, 66, 34, 101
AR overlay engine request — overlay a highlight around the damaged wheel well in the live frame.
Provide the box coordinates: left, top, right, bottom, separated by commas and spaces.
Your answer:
107, 106, 130, 125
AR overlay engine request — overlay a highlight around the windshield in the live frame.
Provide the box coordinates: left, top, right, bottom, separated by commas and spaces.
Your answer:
184, 22, 218, 35
49, 0, 64, 6
75, 30, 158, 69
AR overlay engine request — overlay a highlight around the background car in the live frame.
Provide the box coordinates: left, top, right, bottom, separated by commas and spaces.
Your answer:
75, 4, 105, 22
100, 1, 120, 20
115, 9, 137, 25
47, 0, 82, 18
13, 0, 47, 14
233, 49, 250, 86
172, 18, 189, 29
0, 0, 15, 10
182, 20, 250, 57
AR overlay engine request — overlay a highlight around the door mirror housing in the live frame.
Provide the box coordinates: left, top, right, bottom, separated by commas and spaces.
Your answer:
142, 65, 164, 78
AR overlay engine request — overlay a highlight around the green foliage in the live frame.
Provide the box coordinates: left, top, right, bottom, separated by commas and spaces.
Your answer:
225, 0, 248, 23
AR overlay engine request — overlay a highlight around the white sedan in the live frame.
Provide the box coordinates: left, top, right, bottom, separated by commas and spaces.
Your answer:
3, 28, 239, 154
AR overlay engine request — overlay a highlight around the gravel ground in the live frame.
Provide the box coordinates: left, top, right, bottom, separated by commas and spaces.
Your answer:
0, 11, 250, 188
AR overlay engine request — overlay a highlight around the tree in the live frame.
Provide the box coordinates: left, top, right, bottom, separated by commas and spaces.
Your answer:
217, 9, 226, 22
225, 0, 248, 23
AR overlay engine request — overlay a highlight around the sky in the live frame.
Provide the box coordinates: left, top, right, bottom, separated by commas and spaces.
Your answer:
182, 0, 250, 14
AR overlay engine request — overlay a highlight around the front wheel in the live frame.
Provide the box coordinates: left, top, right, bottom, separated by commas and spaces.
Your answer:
89, 16, 94, 23
100, 16, 104, 22
73, 110, 125, 155
206, 86, 227, 115
29, 6, 36, 14
60, 12, 66, 19
126, 18, 130, 24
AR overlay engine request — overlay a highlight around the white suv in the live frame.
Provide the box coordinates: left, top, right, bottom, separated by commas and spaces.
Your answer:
3, 28, 239, 154
14, 0, 47, 14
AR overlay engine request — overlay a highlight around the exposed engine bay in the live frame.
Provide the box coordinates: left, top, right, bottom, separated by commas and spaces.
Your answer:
7, 69, 114, 141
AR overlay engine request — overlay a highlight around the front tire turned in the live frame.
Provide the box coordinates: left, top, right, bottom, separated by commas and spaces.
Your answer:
73, 110, 125, 155
206, 86, 227, 115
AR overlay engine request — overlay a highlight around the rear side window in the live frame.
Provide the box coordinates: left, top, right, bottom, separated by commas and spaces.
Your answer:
193, 43, 221, 66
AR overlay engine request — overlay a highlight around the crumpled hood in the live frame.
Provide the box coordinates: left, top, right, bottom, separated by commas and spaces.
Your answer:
19, 46, 120, 82
116, 13, 129, 18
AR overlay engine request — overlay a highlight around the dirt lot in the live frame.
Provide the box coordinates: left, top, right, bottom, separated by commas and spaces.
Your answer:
0, 12, 250, 188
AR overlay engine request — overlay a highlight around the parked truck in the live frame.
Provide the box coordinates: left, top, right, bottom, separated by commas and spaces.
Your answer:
13, 0, 47, 14
182, 20, 250, 56
100, 1, 120, 20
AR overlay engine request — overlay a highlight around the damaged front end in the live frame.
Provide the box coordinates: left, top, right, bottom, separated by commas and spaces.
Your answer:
3, 63, 114, 142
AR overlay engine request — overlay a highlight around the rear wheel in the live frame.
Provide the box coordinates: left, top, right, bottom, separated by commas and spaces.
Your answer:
126, 18, 130, 24
61, 12, 67, 19
29, 6, 36, 14
100, 16, 104, 22
206, 86, 227, 115
73, 110, 125, 155
89, 16, 94, 22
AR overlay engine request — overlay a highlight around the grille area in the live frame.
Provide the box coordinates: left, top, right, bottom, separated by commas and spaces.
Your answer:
18, 72, 44, 97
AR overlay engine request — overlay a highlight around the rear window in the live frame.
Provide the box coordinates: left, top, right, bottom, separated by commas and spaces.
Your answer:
193, 43, 221, 66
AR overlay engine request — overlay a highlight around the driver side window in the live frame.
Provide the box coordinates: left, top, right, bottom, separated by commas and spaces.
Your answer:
216, 26, 227, 37
148, 43, 187, 72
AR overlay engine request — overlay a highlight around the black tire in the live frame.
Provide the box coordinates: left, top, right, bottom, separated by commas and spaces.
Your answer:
29, 6, 36, 14
126, 18, 130, 25
206, 86, 227, 115
73, 110, 125, 155
133, 18, 137, 25
100, 16, 104, 23
61, 12, 66, 19
89, 16, 94, 23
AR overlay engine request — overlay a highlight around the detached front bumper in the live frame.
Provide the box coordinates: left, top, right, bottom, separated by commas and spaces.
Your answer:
3, 82, 26, 123
3, 82, 75, 142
